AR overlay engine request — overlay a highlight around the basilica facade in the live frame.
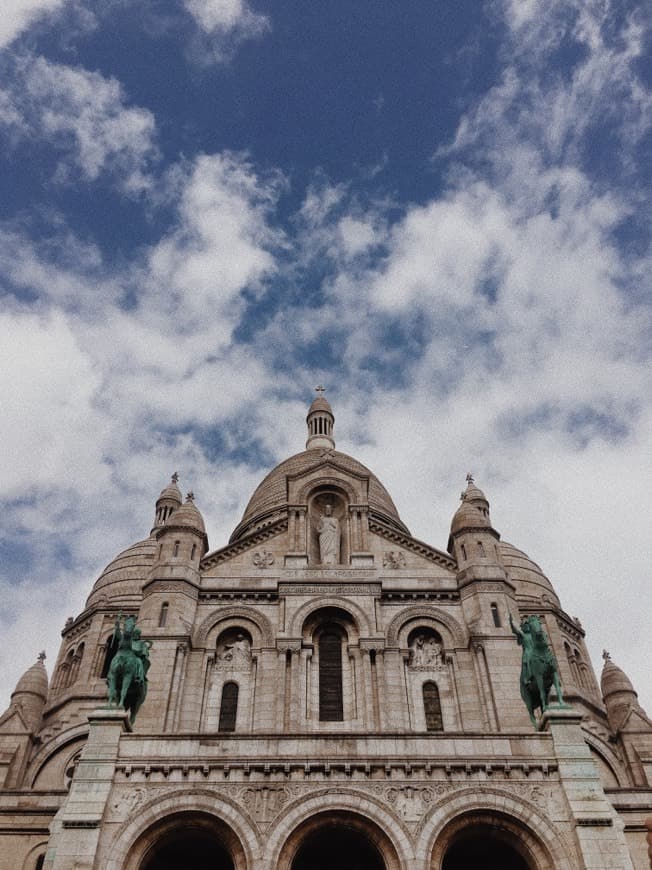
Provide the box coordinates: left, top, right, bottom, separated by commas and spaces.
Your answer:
1, 394, 651, 869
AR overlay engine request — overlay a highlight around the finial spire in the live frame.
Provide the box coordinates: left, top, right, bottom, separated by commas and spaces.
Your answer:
37, 651, 46, 662
171, 471, 179, 484
466, 472, 474, 484
186, 490, 195, 503
315, 384, 326, 397
602, 649, 611, 663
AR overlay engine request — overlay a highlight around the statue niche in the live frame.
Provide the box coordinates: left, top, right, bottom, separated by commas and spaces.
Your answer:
309, 492, 346, 566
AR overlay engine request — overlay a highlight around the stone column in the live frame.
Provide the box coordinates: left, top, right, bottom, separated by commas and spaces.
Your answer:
276, 648, 288, 732
360, 648, 375, 729
44, 708, 130, 870
541, 707, 635, 869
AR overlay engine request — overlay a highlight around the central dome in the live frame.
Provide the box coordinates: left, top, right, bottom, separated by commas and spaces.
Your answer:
230, 448, 409, 542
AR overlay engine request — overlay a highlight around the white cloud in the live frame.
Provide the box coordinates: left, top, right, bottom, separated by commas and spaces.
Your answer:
0, 56, 157, 190
183, 0, 269, 62
445, 3, 652, 172
0, 0, 69, 49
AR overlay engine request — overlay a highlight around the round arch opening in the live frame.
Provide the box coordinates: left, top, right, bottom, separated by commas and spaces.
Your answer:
442, 824, 529, 870
432, 812, 553, 870
133, 812, 243, 870
278, 810, 400, 870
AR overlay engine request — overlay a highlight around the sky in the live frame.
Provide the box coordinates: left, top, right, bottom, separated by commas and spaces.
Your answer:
0, 0, 650, 716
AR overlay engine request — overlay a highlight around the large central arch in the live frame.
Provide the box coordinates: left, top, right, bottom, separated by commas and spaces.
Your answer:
138, 813, 235, 870
273, 803, 405, 870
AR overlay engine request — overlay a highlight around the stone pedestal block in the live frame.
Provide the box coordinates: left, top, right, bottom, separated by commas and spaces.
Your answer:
541, 707, 635, 869
44, 708, 130, 870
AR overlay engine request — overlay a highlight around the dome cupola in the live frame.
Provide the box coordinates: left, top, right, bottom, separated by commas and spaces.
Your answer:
305, 386, 335, 450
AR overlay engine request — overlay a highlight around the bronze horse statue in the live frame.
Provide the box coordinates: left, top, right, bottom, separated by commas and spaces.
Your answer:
106, 614, 151, 725
510, 614, 564, 727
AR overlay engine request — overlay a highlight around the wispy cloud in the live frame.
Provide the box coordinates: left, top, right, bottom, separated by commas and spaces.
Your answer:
183, 0, 270, 63
0, 55, 158, 190
0, 0, 71, 49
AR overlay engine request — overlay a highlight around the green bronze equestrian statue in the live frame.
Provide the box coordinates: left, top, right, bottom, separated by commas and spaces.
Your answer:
106, 613, 152, 725
510, 613, 564, 728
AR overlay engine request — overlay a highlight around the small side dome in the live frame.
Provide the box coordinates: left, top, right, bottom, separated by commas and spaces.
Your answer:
601, 651, 636, 701
600, 650, 649, 733
12, 652, 48, 701
6, 652, 49, 732
450, 475, 493, 536
164, 491, 206, 535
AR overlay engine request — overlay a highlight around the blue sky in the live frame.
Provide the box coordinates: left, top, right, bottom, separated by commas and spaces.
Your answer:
0, 0, 651, 714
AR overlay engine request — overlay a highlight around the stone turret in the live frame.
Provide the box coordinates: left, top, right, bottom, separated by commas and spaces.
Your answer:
138, 489, 208, 729
305, 387, 335, 450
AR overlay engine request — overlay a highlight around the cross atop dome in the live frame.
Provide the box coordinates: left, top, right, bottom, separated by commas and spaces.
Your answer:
315, 384, 326, 397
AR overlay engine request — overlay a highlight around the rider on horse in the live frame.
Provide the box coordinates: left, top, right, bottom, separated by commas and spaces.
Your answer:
106, 613, 152, 725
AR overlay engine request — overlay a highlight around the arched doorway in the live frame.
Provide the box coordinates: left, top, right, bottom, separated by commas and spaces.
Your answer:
276, 810, 401, 870
441, 822, 530, 870
292, 821, 385, 870
137, 813, 238, 870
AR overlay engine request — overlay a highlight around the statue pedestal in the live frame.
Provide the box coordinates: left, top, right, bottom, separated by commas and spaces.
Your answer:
44, 708, 130, 869
541, 706, 635, 869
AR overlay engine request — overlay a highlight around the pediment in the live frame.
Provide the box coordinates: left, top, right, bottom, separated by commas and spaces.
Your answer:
286, 457, 370, 505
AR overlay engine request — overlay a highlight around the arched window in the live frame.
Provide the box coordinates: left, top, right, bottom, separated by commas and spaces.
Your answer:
460, 543, 467, 560
173, 540, 180, 557
158, 602, 169, 628
58, 648, 75, 691
490, 603, 501, 627
70, 642, 84, 684
423, 681, 443, 731
319, 627, 343, 721
35, 855, 45, 870
477, 540, 486, 557
218, 682, 239, 732
191, 543, 197, 560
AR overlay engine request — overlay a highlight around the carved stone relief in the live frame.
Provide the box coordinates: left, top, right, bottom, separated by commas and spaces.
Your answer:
215, 631, 252, 671
383, 550, 406, 569
408, 633, 445, 671
252, 550, 274, 568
